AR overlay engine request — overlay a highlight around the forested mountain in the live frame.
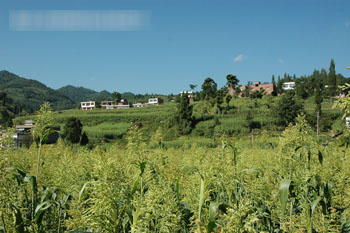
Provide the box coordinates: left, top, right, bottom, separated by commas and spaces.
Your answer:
57, 85, 167, 104
0, 71, 75, 112
56, 85, 112, 103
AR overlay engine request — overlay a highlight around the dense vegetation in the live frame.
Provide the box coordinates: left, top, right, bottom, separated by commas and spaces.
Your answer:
56, 85, 109, 104
0, 93, 17, 127
0, 71, 75, 112
57, 85, 169, 106
2, 59, 350, 232
2, 114, 350, 232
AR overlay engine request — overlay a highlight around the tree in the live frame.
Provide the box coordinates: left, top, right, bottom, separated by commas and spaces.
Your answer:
215, 89, 225, 114
277, 75, 283, 94
275, 91, 304, 127
295, 79, 308, 99
189, 84, 197, 91
327, 59, 337, 96
0, 106, 12, 127
272, 75, 276, 85
112, 92, 122, 102
225, 94, 232, 105
250, 89, 265, 99
175, 94, 193, 135
241, 86, 251, 97
226, 74, 239, 89
80, 132, 89, 146
63, 117, 83, 144
201, 78, 217, 100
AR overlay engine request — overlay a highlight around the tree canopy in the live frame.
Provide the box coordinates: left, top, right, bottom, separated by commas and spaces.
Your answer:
275, 91, 304, 126
175, 94, 193, 135
63, 117, 83, 144
201, 78, 217, 100
226, 74, 239, 88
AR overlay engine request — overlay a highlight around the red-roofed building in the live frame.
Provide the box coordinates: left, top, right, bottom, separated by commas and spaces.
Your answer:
229, 81, 276, 96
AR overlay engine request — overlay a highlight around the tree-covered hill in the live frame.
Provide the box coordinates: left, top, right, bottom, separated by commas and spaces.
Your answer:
56, 85, 103, 103
57, 85, 169, 104
0, 70, 75, 111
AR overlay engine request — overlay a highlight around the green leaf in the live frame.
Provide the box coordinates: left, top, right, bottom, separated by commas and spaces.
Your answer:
198, 176, 205, 221
131, 179, 139, 196
311, 197, 320, 215
325, 182, 333, 201
139, 161, 147, 176
279, 179, 291, 214
34, 201, 52, 223
79, 183, 88, 201
342, 220, 350, 233
10, 204, 25, 233
41, 129, 56, 145
318, 150, 323, 166
207, 202, 220, 233
175, 179, 180, 201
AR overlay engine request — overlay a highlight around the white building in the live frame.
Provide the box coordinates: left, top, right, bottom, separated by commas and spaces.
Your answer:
133, 103, 144, 108
116, 104, 130, 109
282, 82, 295, 91
147, 98, 163, 105
101, 101, 117, 109
81, 101, 96, 110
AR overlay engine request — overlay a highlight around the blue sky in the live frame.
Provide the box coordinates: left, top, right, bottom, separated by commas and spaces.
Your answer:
0, 0, 349, 94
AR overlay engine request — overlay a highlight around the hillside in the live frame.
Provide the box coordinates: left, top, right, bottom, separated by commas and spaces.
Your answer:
0, 70, 75, 111
56, 85, 106, 103
57, 85, 169, 104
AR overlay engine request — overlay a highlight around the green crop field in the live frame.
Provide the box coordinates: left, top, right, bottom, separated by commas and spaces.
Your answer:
1, 115, 350, 232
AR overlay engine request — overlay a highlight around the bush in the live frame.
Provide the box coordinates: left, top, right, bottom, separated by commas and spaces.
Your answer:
275, 91, 304, 127
192, 119, 218, 137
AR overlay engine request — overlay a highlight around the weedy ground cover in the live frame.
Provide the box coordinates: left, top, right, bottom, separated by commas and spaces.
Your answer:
1, 115, 350, 232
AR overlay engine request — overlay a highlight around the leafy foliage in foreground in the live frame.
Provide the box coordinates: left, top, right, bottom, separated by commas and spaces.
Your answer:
1, 116, 350, 232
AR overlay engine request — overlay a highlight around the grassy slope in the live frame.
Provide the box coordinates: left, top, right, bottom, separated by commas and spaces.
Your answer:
14, 96, 342, 146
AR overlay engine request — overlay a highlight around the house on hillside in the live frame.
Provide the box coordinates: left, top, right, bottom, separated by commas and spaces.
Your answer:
282, 82, 295, 91
13, 120, 60, 147
229, 81, 276, 96
133, 103, 144, 108
147, 98, 164, 105
101, 101, 117, 109
250, 81, 276, 95
180, 91, 195, 101
81, 101, 96, 110
101, 99, 130, 109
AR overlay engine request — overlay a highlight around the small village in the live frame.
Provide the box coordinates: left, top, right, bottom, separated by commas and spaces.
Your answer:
80, 97, 164, 110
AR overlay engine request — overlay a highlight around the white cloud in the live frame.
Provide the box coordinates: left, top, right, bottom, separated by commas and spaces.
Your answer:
9, 10, 151, 31
278, 58, 285, 64
234, 54, 246, 62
